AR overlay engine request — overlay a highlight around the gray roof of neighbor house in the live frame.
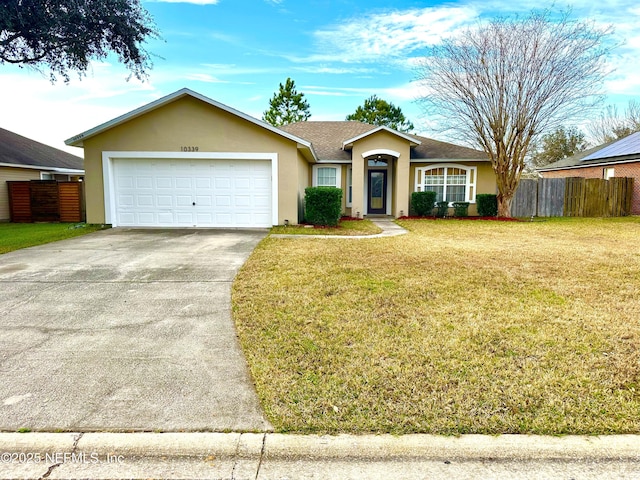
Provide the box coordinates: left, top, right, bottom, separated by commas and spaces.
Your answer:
280, 121, 488, 161
0, 127, 84, 171
538, 133, 640, 171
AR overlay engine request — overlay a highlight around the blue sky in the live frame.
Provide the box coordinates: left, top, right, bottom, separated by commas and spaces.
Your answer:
1, 0, 639, 155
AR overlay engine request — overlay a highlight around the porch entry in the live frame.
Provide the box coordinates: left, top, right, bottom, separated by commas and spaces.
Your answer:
368, 169, 387, 214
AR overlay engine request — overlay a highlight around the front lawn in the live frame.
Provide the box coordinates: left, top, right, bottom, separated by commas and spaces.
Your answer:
0, 223, 107, 254
233, 217, 640, 435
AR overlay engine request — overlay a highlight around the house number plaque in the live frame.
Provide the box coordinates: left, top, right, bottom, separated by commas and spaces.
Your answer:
180, 146, 199, 152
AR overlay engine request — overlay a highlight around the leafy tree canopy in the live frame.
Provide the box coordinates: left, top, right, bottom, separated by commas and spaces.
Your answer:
0, 0, 159, 81
262, 77, 311, 126
530, 126, 588, 168
346, 95, 414, 133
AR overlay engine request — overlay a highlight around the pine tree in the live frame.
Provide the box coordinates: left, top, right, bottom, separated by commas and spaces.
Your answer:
262, 78, 311, 126
346, 95, 414, 133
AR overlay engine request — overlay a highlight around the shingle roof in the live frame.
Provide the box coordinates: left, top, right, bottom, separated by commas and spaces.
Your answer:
0, 127, 84, 170
281, 121, 378, 160
280, 121, 488, 161
410, 135, 488, 160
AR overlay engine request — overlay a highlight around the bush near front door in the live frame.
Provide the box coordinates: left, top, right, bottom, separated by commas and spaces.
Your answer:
411, 191, 437, 216
304, 187, 343, 226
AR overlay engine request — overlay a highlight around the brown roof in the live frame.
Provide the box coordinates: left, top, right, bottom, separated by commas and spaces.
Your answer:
410, 135, 488, 160
281, 121, 377, 160
0, 127, 84, 170
280, 121, 487, 161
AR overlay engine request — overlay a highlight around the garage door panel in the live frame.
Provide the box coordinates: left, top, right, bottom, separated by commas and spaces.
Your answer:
254, 195, 270, 208
195, 195, 213, 206
137, 195, 154, 206
136, 177, 153, 189
118, 176, 135, 188
158, 212, 174, 223
176, 195, 192, 207
175, 177, 192, 189
138, 212, 155, 224
157, 195, 173, 207
118, 195, 134, 207
156, 177, 173, 189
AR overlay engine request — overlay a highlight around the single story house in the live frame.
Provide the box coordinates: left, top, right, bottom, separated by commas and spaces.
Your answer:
65, 88, 495, 228
0, 127, 84, 221
538, 132, 640, 215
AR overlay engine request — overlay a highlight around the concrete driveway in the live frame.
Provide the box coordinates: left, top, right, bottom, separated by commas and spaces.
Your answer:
0, 228, 272, 432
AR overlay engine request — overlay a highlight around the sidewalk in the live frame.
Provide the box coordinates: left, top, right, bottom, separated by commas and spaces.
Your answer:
1, 432, 638, 479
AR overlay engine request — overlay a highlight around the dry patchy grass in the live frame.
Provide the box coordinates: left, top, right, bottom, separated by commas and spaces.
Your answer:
233, 217, 640, 434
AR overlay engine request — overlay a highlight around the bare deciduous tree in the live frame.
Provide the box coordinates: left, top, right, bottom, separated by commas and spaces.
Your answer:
587, 100, 640, 145
416, 11, 612, 217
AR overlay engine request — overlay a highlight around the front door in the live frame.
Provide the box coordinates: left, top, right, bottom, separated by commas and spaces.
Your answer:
368, 170, 387, 214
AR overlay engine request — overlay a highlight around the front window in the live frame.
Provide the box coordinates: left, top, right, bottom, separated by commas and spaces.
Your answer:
415, 165, 477, 203
313, 165, 342, 188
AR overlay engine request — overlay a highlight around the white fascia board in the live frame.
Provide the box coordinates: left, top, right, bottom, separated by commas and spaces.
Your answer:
409, 158, 489, 163
538, 157, 640, 172
0, 162, 84, 174
65, 88, 316, 161
342, 126, 421, 149
315, 159, 352, 164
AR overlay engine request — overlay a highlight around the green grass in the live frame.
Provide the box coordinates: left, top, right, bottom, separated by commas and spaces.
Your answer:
233, 217, 640, 435
270, 219, 382, 236
0, 223, 107, 254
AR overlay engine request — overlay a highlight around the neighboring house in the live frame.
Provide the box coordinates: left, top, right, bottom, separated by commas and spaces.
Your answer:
538, 132, 640, 215
0, 127, 84, 221
65, 88, 495, 228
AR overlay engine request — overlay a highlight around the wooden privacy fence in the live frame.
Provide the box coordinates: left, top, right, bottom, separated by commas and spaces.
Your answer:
512, 177, 633, 217
7, 180, 85, 223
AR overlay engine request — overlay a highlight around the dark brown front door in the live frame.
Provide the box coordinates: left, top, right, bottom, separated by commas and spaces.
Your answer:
368, 170, 387, 214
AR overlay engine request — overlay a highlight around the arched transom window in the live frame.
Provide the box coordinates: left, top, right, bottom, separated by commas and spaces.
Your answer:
415, 164, 477, 203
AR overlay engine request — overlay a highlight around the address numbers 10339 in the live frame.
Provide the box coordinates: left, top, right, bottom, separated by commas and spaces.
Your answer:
180, 146, 199, 152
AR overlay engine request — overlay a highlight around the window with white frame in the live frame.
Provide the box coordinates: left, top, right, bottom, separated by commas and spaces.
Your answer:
415, 165, 477, 203
313, 165, 342, 188
604, 167, 615, 180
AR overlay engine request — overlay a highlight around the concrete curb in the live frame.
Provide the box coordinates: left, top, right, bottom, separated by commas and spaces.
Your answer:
1, 433, 639, 461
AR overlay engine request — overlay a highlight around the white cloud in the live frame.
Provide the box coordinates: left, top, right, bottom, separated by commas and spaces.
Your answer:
183, 73, 229, 83
293, 66, 376, 75
0, 64, 159, 155
287, 6, 478, 64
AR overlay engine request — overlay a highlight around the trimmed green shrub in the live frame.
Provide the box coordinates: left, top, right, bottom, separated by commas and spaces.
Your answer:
435, 201, 449, 218
453, 202, 469, 217
304, 187, 343, 226
476, 194, 498, 217
411, 191, 437, 216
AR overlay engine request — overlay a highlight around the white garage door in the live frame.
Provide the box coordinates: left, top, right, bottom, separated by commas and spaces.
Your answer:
113, 158, 272, 227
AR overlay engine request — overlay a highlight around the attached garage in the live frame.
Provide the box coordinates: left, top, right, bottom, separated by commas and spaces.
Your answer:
66, 89, 314, 228
104, 153, 277, 228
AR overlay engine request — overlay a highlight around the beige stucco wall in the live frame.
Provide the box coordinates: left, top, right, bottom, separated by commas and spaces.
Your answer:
81, 95, 303, 225
0, 167, 41, 221
350, 131, 412, 217
409, 161, 496, 216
